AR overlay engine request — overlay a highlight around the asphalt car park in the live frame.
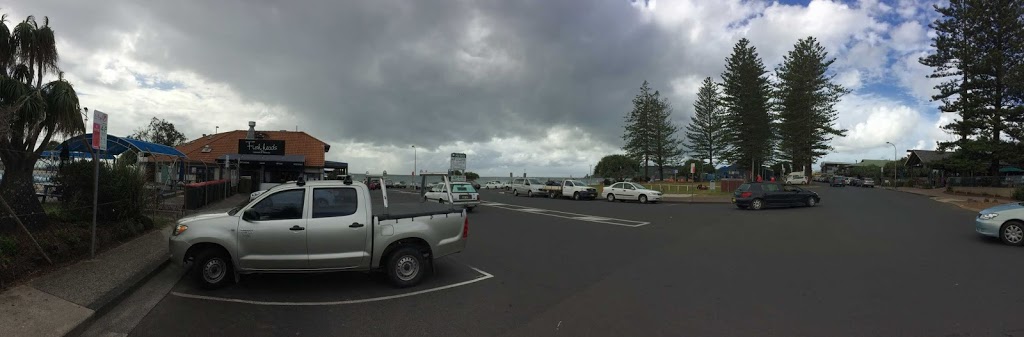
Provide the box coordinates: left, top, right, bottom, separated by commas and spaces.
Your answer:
102, 183, 1024, 337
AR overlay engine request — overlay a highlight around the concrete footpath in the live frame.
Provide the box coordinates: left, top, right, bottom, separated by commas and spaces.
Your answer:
0, 193, 248, 337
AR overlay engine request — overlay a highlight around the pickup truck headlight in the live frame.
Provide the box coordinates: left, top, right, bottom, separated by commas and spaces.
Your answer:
978, 213, 999, 220
173, 224, 188, 236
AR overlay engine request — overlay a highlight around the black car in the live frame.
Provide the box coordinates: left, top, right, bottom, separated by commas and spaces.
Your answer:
732, 182, 820, 210
830, 176, 846, 187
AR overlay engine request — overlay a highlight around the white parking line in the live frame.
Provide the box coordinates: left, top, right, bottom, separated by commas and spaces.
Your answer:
482, 202, 650, 227
169, 267, 494, 306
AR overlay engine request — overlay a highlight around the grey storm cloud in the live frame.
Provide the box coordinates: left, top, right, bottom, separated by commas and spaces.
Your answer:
8, 0, 722, 151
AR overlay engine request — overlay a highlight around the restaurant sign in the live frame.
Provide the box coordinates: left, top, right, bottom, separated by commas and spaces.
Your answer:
238, 140, 285, 155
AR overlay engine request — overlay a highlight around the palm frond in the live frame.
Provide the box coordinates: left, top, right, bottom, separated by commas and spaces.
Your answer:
41, 79, 82, 135
10, 63, 29, 82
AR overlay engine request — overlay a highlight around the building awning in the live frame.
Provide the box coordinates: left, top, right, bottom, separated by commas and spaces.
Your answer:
55, 134, 187, 158
217, 154, 306, 167
324, 161, 348, 169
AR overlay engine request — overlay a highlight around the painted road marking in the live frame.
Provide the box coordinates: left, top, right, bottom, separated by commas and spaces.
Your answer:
482, 202, 650, 227
170, 267, 494, 306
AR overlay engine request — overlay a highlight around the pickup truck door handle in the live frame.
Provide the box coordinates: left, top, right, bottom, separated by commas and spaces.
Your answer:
289, 225, 305, 231
349, 223, 364, 228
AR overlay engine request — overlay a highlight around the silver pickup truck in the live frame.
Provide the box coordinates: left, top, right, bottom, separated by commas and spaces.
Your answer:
169, 175, 468, 289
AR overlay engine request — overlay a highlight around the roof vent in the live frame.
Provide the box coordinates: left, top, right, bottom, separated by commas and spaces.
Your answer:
247, 121, 256, 140
201, 145, 212, 153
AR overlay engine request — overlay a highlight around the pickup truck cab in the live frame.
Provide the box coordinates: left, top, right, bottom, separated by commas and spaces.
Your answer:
169, 176, 469, 289
540, 180, 597, 200
424, 182, 480, 211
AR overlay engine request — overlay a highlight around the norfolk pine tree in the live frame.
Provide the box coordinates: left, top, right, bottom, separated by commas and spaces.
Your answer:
720, 38, 774, 178
920, 0, 1024, 175
686, 77, 731, 171
623, 81, 655, 179
774, 37, 848, 178
651, 93, 683, 180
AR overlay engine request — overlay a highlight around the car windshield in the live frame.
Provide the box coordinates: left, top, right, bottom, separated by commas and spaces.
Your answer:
630, 183, 646, 189
737, 183, 751, 191
528, 179, 543, 184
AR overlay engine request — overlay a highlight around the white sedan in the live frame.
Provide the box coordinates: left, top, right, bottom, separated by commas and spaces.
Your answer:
483, 181, 504, 189
602, 182, 662, 203
424, 182, 480, 211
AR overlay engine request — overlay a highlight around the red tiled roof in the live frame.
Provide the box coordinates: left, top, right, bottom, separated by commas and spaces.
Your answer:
176, 130, 328, 167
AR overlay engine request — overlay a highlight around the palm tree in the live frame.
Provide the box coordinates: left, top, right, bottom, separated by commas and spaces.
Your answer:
0, 14, 84, 230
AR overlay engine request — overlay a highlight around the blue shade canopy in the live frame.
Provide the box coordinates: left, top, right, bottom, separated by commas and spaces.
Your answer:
40, 150, 114, 160
55, 134, 187, 157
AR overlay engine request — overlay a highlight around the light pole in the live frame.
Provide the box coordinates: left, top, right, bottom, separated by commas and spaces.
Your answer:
886, 142, 897, 189
411, 145, 417, 177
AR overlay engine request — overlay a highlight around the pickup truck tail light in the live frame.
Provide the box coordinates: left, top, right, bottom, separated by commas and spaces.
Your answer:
740, 192, 752, 198
462, 216, 469, 238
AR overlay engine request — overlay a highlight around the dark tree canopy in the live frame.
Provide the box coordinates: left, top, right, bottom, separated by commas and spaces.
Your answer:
130, 117, 188, 147
720, 38, 774, 177
685, 77, 731, 169
919, 0, 1024, 174
594, 154, 638, 180
623, 81, 681, 180
774, 36, 849, 178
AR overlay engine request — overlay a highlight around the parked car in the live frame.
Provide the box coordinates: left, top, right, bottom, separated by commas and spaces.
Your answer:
393, 181, 406, 188
368, 178, 381, 190
424, 182, 480, 211
732, 182, 820, 210
844, 177, 854, 185
540, 180, 598, 200
861, 178, 875, 188
169, 177, 469, 289
510, 178, 547, 197
484, 180, 504, 189
603, 182, 662, 203
785, 173, 808, 185
850, 178, 862, 187
830, 176, 846, 187
975, 203, 1024, 245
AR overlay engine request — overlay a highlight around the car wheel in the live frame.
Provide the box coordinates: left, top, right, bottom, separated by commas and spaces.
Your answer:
1000, 221, 1024, 246
386, 246, 427, 288
193, 248, 234, 290
750, 198, 764, 210
639, 194, 648, 204
573, 192, 580, 200
806, 197, 816, 207
606, 193, 615, 202
513, 189, 519, 197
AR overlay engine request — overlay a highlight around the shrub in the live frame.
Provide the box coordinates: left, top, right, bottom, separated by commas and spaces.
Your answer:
54, 161, 153, 222
0, 235, 16, 257
1014, 187, 1024, 201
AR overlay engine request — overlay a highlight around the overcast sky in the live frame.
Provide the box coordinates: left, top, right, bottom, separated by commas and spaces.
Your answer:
5, 0, 955, 176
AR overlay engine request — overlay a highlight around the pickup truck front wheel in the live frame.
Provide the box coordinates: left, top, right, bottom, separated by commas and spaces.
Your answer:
387, 246, 428, 288
194, 249, 234, 290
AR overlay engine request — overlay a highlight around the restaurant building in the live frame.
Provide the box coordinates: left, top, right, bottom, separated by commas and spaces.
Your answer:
176, 121, 347, 189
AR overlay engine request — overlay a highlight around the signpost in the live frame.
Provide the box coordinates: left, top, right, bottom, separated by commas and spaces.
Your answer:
450, 153, 467, 172
90, 110, 108, 258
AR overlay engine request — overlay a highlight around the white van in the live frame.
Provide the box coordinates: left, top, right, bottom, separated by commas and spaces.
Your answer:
510, 178, 546, 197
785, 173, 808, 185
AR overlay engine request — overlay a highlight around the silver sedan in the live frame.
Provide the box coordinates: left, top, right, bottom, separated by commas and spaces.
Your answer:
976, 203, 1024, 245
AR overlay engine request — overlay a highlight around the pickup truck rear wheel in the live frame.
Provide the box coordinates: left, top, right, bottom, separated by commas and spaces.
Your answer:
193, 249, 234, 290
386, 246, 427, 288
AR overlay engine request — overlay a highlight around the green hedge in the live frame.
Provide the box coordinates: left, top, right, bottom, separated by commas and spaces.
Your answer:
54, 161, 151, 222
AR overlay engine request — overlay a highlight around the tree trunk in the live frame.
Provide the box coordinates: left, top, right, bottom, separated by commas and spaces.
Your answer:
0, 160, 46, 233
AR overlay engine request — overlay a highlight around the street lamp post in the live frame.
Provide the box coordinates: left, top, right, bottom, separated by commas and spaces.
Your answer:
886, 142, 897, 190
411, 145, 417, 177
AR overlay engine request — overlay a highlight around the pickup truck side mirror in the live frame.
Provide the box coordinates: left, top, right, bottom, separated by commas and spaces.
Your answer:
242, 209, 257, 222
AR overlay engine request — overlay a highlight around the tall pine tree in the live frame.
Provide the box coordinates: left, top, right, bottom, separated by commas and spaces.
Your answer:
920, 0, 1024, 174
651, 93, 683, 180
623, 81, 655, 179
721, 38, 774, 178
774, 36, 849, 178
685, 77, 731, 170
